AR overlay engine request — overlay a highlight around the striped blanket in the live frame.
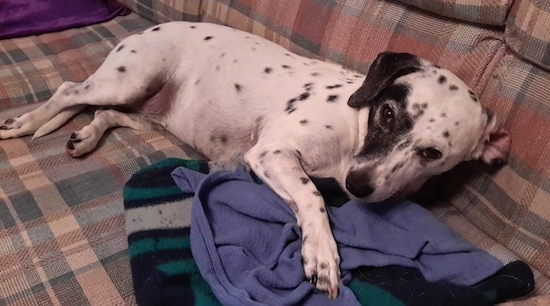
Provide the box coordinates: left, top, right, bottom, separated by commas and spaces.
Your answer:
123, 158, 534, 305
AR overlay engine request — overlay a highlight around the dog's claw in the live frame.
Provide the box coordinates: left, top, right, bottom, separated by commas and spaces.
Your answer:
66, 139, 75, 150
308, 274, 318, 285
69, 132, 82, 143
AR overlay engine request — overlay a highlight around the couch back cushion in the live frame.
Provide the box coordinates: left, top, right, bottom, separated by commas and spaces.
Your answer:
200, 0, 503, 89
396, 0, 513, 26
116, 0, 201, 23
506, 0, 550, 70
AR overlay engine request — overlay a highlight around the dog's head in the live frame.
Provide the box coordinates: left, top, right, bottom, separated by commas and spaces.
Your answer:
344, 52, 510, 202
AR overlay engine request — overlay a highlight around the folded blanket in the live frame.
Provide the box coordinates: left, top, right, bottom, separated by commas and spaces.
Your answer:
124, 158, 534, 306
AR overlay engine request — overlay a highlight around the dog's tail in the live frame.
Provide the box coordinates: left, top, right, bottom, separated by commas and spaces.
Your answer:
32, 105, 87, 140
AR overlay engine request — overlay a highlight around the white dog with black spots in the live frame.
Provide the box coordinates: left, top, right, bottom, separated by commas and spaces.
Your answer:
0, 21, 511, 298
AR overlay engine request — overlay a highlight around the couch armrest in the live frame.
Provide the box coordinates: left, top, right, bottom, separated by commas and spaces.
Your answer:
116, 0, 202, 23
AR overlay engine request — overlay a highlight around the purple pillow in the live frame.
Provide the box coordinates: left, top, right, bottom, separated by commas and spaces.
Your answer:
0, 0, 128, 39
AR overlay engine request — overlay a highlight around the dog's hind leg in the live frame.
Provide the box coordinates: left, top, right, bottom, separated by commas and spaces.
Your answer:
0, 34, 168, 140
65, 109, 163, 157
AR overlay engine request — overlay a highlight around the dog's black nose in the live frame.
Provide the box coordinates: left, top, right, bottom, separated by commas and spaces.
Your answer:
345, 172, 374, 198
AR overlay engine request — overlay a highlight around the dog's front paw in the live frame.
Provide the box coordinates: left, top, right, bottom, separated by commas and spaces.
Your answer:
301, 229, 341, 299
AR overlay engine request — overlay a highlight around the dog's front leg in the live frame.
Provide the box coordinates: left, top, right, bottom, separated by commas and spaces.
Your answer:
245, 145, 340, 299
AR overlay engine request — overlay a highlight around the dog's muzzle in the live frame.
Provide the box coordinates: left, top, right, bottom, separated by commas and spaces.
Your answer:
345, 170, 375, 199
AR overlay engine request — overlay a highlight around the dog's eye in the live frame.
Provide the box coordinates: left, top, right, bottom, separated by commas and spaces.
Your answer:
381, 105, 394, 124
420, 148, 443, 160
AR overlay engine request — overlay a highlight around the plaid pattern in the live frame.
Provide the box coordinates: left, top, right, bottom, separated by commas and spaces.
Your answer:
0, 13, 201, 305
201, 0, 505, 93
202, 0, 550, 295
116, 0, 202, 23
396, 0, 512, 26
442, 51, 550, 294
1, 0, 550, 304
506, 0, 550, 70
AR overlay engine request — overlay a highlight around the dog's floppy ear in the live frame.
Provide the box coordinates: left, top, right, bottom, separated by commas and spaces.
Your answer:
472, 109, 511, 167
348, 52, 422, 107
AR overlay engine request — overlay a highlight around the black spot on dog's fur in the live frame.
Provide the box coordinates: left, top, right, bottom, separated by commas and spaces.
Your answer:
285, 98, 297, 114
264, 67, 273, 73
311, 72, 320, 77
300, 119, 308, 125
117, 66, 126, 73
116, 45, 124, 52
220, 53, 226, 58
273, 150, 281, 154
84, 85, 90, 90
443, 131, 450, 138
220, 135, 228, 144
325, 125, 333, 129
468, 89, 479, 102
429, 118, 436, 123
304, 83, 313, 91
263, 171, 271, 178
319, 207, 326, 213
234, 83, 242, 92
204, 36, 213, 40
396, 138, 412, 151
449, 84, 458, 91
441, 112, 447, 118
326, 84, 342, 89
296, 150, 302, 157
299, 92, 310, 101
282, 65, 291, 69
152, 26, 161, 32
327, 95, 339, 102
438, 75, 447, 84
455, 121, 460, 126
259, 151, 268, 159
300, 177, 310, 184
190, 25, 196, 29
391, 162, 404, 173
313, 190, 322, 197
131, 50, 137, 54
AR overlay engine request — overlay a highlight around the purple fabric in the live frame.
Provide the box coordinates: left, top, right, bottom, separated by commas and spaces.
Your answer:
0, 0, 128, 40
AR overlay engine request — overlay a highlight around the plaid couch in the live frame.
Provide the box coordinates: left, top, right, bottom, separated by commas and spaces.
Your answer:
1, 0, 549, 304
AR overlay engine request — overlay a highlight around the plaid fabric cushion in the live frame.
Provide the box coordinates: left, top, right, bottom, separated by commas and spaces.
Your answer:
443, 52, 550, 290
201, 0, 504, 93
201, 0, 550, 294
396, 0, 512, 26
115, 0, 201, 23
506, 0, 550, 70
0, 13, 201, 305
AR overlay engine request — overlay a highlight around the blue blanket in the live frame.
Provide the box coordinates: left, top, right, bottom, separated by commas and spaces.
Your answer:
171, 165, 504, 305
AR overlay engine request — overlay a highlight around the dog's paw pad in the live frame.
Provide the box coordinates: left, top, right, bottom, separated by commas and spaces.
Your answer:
1, 118, 17, 130
65, 129, 99, 157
